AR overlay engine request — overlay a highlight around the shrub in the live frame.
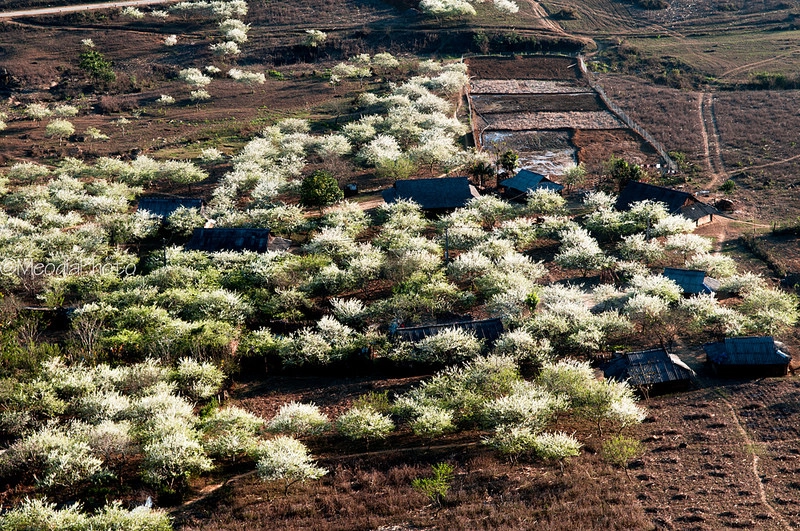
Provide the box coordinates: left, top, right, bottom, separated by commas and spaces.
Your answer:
482, 424, 538, 460
0, 498, 172, 531
300, 170, 343, 211
481, 383, 557, 430
411, 328, 483, 365
601, 434, 642, 469
329, 298, 367, 327
720, 179, 736, 194
210, 41, 241, 55
686, 252, 737, 278
2, 423, 103, 488
200, 406, 265, 461
254, 435, 327, 494
526, 188, 566, 215
409, 405, 456, 438
492, 330, 552, 367
532, 431, 582, 463
303, 29, 327, 48
45, 120, 75, 143
166, 206, 205, 236
170, 358, 225, 401
178, 68, 212, 87
267, 402, 330, 436
412, 463, 454, 506
336, 406, 394, 442
618, 234, 664, 264
141, 427, 213, 489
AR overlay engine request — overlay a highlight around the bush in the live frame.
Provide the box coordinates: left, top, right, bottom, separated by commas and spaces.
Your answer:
409, 405, 456, 438
141, 427, 213, 489
171, 358, 225, 401
267, 402, 330, 436
482, 424, 538, 460
411, 328, 483, 365
720, 179, 736, 194
336, 406, 394, 442
1, 424, 103, 488
601, 434, 642, 469
412, 462, 454, 506
0, 498, 172, 531
200, 406, 265, 461
300, 170, 343, 211
532, 431, 582, 463
254, 435, 327, 494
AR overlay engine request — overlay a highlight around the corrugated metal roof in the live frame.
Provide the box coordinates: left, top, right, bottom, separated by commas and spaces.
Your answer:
185, 227, 270, 252
680, 201, 718, 222
703, 336, 791, 366
382, 177, 479, 210
395, 318, 504, 343
663, 267, 718, 294
604, 347, 694, 386
500, 169, 564, 195
137, 196, 203, 218
616, 181, 717, 221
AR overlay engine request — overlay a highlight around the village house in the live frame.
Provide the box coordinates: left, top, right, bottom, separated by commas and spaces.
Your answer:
704, 336, 791, 377
498, 169, 564, 202
137, 196, 204, 218
603, 347, 694, 396
185, 227, 271, 253
382, 177, 480, 214
616, 180, 718, 226
663, 267, 721, 296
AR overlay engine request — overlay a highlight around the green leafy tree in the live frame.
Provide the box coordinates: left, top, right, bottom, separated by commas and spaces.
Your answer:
604, 155, 647, 191
499, 150, 519, 175
470, 158, 496, 188
78, 49, 116, 85
562, 163, 587, 191
300, 170, 344, 212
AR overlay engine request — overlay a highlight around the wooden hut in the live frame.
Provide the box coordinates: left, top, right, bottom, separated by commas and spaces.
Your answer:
703, 336, 791, 377
603, 347, 694, 395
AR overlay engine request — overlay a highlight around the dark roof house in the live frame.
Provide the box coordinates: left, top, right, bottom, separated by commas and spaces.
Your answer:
663, 267, 721, 295
382, 177, 480, 212
499, 169, 564, 201
616, 181, 718, 225
703, 336, 791, 377
185, 227, 271, 253
137, 196, 203, 219
603, 347, 694, 395
392, 318, 504, 344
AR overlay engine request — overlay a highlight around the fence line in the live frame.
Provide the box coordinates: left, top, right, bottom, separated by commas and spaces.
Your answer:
578, 56, 678, 173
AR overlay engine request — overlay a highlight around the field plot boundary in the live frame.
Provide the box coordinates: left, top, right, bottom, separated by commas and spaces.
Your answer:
467, 55, 670, 174
578, 57, 678, 172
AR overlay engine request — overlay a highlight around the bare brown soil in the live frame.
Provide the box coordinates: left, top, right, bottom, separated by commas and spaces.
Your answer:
594, 75, 706, 168
467, 55, 583, 81
470, 93, 604, 113
572, 128, 659, 173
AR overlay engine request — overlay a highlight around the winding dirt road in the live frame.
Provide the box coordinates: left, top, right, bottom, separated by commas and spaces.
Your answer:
0, 0, 174, 19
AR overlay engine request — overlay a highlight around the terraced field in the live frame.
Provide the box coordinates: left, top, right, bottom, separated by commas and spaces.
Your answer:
467, 55, 659, 176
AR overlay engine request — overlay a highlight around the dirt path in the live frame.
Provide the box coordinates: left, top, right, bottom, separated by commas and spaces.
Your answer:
699, 92, 728, 189
720, 398, 794, 530
729, 152, 800, 175
524, 0, 570, 36
0, 0, 175, 18
718, 50, 800, 80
